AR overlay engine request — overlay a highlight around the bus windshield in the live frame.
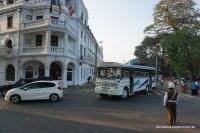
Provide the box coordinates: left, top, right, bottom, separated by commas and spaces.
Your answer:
97, 67, 121, 79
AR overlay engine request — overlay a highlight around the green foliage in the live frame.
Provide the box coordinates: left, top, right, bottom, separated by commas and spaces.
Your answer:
137, 0, 200, 77
145, 0, 200, 34
163, 28, 200, 76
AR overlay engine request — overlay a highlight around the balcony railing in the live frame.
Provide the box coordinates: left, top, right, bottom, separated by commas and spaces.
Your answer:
50, 47, 64, 55
1, 46, 78, 58
21, 18, 77, 36
23, 46, 45, 55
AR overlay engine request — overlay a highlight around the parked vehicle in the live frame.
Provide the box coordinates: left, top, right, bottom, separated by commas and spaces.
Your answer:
5, 81, 63, 104
0, 79, 34, 97
34, 76, 53, 81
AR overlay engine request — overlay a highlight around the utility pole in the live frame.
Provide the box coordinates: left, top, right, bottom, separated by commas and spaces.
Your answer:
155, 44, 158, 81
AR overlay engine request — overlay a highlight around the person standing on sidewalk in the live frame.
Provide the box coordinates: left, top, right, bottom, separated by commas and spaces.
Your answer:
191, 80, 198, 95
163, 82, 179, 125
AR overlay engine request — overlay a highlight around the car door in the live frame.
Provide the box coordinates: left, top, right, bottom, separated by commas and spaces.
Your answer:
26, 82, 50, 100
35, 82, 52, 99
20, 83, 40, 100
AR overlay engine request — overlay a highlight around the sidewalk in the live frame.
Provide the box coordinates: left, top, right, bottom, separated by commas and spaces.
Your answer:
156, 81, 200, 97
65, 82, 94, 89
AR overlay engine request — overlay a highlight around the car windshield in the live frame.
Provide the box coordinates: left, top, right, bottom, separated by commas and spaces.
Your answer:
97, 67, 121, 79
15, 79, 26, 86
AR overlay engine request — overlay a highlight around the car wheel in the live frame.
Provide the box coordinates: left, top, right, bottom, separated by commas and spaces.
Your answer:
99, 93, 108, 98
1, 90, 8, 97
121, 88, 128, 99
49, 94, 59, 102
143, 85, 149, 94
10, 95, 21, 104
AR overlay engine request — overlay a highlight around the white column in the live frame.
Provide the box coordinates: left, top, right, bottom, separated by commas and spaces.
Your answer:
45, 66, 50, 77
45, 30, 51, 54
19, 33, 24, 55
19, 60, 23, 79
64, 33, 68, 55
62, 67, 67, 88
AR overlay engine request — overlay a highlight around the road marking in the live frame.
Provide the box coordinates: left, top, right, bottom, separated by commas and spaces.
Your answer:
85, 89, 94, 93
179, 92, 194, 98
152, 91, 162, 96
77, 88, 90, 93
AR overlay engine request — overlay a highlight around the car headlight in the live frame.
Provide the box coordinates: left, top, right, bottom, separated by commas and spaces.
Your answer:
96, 82, 101, 87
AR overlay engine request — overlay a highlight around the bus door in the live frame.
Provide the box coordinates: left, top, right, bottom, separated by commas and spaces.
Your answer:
129, 72, 134, 95
149, 72, 152, 90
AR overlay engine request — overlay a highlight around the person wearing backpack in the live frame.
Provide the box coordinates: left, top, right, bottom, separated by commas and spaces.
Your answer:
163, 82, 179, 125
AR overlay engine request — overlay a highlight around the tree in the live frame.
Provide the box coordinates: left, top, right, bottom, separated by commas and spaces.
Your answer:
163, 28, 200, 77
144, 0, 200, 35
134, 34, 173, 76
138, 0, 200, 77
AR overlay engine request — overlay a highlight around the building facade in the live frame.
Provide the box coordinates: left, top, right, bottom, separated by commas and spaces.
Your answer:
0, 0, 104, 88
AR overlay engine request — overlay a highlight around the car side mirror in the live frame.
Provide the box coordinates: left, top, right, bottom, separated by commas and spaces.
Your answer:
24, 87, 28, 91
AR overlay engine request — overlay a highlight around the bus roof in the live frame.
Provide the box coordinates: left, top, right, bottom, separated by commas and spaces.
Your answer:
97, 62, 156, 71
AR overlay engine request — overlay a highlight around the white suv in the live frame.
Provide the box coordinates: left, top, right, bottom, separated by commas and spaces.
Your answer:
5, 81, 63, 104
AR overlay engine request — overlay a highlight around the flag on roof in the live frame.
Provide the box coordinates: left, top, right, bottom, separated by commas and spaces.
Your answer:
69, 3, 74, 16
58, 0, 62, 15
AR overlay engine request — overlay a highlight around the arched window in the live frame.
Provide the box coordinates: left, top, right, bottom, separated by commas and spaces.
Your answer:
6, 40, 13, 48
6, 64, 15, 81
67, 67, 72, 81
67, 64, 74, 81
39, 64, 45, 77
25, 66, 33, 79
50, 63, 61, 80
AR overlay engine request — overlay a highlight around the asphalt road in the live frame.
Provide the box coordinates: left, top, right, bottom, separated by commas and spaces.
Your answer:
0, 86, 199, 133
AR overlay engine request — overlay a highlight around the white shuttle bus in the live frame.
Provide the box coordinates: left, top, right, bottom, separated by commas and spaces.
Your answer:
95, 62, 156, 98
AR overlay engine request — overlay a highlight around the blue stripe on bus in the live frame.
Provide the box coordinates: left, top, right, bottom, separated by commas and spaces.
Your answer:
135, 79, 149, 90
134, 80, 140, 85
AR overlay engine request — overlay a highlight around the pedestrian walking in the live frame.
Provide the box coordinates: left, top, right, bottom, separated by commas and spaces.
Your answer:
182, 83, 189, 94
191, 81, 198, 95
160, 79, 164, 87
163, 82, 179, 125
87, 76, 91, 83
173, 79, 177, 86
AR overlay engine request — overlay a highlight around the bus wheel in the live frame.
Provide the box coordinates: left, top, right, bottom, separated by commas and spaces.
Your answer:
121, 88, 128, 99
99, 94, 108, 98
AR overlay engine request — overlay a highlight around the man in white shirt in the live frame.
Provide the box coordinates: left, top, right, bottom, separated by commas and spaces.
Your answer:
163, 82, 179, 125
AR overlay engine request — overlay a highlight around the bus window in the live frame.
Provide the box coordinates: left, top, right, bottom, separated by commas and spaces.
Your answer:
122, 70, 129, 78
97, 67, 120, 79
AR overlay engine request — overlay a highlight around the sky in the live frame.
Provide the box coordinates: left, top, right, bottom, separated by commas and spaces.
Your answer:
83, 0, 160, 63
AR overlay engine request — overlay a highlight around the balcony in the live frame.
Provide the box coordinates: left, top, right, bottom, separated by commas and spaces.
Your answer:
0, 0, 49, 12
21, 18, 77, 37
79, 54, 95, 65
22, 46, 65, 56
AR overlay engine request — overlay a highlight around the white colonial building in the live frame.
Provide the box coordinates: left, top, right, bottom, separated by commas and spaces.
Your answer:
0, 0, 104, 88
